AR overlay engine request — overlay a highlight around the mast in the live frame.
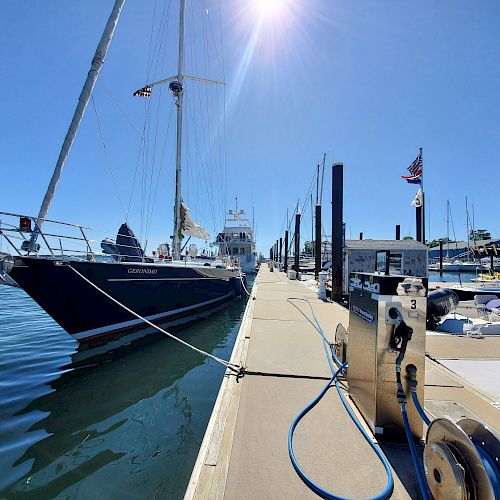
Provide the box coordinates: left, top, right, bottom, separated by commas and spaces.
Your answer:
29, 0, 126, 249
465, 196, 470, 261
446, 200, 450, 259
172, 0, 186, 260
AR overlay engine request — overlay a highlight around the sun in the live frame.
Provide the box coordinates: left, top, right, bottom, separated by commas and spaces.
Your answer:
254, 0, 288, 18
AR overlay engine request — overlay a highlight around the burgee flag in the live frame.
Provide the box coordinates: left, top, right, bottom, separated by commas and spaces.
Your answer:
411, 188, 422, 208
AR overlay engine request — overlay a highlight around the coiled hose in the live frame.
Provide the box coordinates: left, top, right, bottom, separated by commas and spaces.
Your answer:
287, 298, 394, 500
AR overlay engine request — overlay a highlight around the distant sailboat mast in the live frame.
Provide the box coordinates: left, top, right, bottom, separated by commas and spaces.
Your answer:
446, 200, 450, 259
27, 0, 126, 251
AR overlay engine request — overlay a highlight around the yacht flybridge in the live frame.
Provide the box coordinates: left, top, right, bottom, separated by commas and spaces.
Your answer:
216, 202, 257, 274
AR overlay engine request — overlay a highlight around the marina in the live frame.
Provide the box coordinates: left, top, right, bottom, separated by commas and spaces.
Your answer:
1, 0, 500, 498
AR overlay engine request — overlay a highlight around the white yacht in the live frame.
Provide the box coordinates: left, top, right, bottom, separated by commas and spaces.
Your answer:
216, 203, 257, 273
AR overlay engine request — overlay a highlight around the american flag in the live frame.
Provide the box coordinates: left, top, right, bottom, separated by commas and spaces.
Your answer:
133, 85, 152, 97
402, 151, 422, 183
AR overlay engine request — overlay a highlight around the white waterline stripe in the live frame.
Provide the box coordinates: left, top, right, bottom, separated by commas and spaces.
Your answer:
107, 277, 230, 282
72, 292, 234, 340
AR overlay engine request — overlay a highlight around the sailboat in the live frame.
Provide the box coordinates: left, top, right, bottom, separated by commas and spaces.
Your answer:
427, 200, 484, 272
0, 0, 244, 344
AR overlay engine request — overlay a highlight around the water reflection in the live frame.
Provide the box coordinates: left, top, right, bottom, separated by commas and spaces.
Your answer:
0, 285, 250, 499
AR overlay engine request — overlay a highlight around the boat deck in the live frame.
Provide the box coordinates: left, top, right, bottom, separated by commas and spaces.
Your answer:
185, 267, 500, 499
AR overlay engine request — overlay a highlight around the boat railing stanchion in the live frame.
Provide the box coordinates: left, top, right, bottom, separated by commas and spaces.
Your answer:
79, 226, 94, 259
31, 218, 55, 257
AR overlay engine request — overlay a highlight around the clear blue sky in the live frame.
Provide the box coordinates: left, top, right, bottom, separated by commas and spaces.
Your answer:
1, 0, 499, 255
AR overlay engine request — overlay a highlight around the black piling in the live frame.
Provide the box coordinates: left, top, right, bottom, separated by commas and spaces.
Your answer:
332, 162, 344, 301
315, 204, 321, 279
279, 237, 283, 265
416, 206, 422, 242
294, 212, 301, 275
359, 232, 363, 240
396, 225, 401, 240
284, 230, 289, 272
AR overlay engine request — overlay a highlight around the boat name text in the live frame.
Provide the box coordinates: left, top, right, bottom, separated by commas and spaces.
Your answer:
127, 268, 158, 274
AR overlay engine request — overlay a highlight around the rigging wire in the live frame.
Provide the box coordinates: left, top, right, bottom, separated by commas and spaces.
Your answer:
202, 2, 221, 227
217, 0, 228, 225
185, 94, 218, 233
98, 79, 146, 141
144, 99, 175, 244
91, 95, 127, 220
136, 0, 172, 243
144, 85, 164, 239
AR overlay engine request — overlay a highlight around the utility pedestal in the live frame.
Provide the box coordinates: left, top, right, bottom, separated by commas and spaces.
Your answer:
347, 272, 428, 440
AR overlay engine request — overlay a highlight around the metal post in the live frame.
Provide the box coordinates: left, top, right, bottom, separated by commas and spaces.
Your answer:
284, 230, 289, 272
396, 225, 401, 240
332, 163, 344, 301
294, 213, 301, 275
315, 204, 321, 279
439, 241, 443, 275
279, 237, 282, 265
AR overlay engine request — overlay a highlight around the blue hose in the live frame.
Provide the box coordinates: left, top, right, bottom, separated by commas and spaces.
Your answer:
477, 444, 500, 499
410, 389, 431, 426
287, 298, 394, 500
400, 402, 429, 500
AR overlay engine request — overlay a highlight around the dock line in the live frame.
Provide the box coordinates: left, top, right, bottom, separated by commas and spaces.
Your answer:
238, 270, 252, 298
287, 297, 394, 500
68, 265, 244, 376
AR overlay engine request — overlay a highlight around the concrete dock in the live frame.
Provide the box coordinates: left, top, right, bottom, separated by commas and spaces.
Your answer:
185, 267, 500, 499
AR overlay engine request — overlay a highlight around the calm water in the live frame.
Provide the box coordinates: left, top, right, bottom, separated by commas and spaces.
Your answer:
428, 271, 475, 282
0, 280, 253, 498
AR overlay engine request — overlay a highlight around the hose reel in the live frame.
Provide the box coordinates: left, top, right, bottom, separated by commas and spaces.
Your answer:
424, 418, 500, 499
334, 323, 348, 365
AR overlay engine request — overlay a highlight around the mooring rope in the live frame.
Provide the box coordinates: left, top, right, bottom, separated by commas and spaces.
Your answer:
68, 265, 243, 375
238, 271, 252, 297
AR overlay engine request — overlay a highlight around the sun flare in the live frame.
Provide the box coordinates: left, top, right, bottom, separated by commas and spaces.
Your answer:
254, 0, 287, 18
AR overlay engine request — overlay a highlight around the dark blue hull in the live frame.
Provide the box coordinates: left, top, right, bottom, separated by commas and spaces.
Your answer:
10, 257, 241, 342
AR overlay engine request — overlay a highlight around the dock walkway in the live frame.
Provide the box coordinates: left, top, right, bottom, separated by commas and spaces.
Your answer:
186, 267, 500, 499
